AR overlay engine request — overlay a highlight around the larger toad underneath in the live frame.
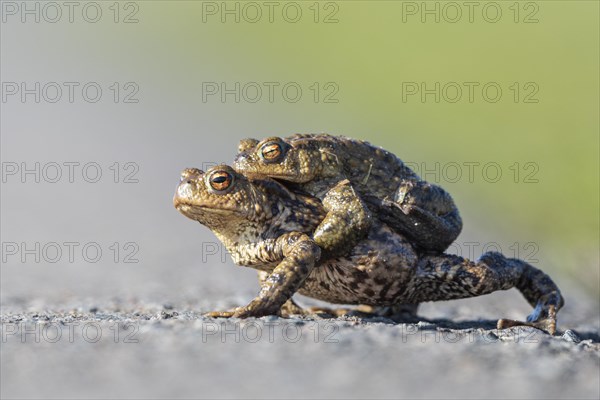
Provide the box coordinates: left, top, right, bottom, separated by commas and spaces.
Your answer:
174, 165, 564, 334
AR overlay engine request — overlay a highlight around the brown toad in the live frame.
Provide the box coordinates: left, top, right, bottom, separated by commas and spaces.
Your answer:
173, 165, 564, 334
234, 134, 462, 258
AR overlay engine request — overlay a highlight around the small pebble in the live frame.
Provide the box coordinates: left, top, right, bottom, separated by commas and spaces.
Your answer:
562, 329, 581, 343
160, 311, 179, 319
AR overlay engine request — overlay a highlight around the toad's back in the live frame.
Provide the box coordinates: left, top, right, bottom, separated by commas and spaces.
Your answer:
287, 133, 421, 198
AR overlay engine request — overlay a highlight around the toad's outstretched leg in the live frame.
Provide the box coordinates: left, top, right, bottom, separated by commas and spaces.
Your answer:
405, 252, 564, 334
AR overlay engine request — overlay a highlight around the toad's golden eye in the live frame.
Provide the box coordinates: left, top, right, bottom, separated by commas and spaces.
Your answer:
208, 170, 233, 192
260, 142, 283, 163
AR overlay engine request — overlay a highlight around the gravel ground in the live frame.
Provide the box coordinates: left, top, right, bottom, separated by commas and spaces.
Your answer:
1, 280, 598, 400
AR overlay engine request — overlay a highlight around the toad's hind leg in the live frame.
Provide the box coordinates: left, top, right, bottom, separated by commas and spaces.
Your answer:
375, 181, 462, 252
406, 252, 564, 334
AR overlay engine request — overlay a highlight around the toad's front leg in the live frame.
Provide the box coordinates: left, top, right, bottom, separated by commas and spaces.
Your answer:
313, 179, 372, 259
206, 232, 321, 319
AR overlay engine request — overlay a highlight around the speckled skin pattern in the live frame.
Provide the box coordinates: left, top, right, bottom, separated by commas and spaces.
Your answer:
234, 133, 462, 255
174, 165, 564, 334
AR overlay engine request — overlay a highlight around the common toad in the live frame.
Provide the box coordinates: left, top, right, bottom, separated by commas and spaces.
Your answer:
174, 165, 563, 334
234, 134, 462, 257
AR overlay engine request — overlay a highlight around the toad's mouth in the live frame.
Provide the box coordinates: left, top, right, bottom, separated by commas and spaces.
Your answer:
239, 168, 305, 183
174, 197, 242, 220
174, 201, 237, 214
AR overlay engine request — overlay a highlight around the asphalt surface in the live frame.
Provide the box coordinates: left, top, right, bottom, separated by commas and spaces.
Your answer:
1, 276, 598, 400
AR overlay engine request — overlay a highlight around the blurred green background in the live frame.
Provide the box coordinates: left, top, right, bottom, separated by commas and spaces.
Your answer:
139, 1, 599, 293
3, 1, 598, 296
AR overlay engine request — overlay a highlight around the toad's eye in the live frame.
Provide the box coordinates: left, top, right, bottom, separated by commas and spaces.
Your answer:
260, 142, 284, 163
208, 171, 233, 192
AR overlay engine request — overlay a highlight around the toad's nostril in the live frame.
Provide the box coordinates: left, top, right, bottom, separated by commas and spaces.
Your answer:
186, 180, 192, 184
234, 153, 248, 165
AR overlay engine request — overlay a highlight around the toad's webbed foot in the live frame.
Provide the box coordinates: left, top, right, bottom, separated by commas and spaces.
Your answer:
314, 179, 372, 259
204, 298, 308, 319
279, 298, 310, 317
497, 303, 558, 334
203, 305, 281, 319
306, 306, 355, 317
204, 310, 237, 318
231, 299, 281, 318
497, 276, 562, 334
